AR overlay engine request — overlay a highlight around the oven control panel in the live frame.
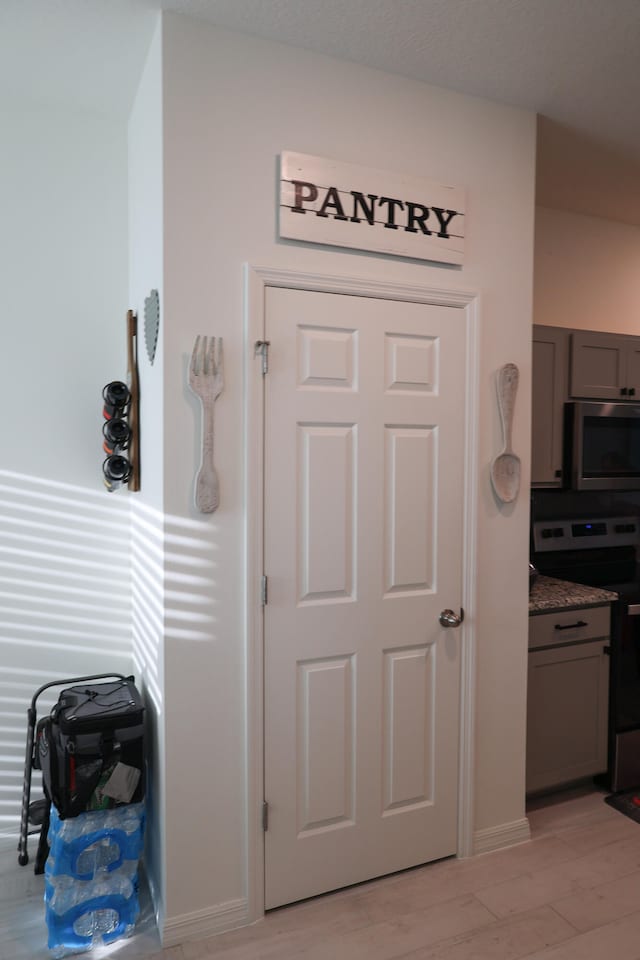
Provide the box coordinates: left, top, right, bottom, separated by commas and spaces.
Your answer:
532, 516, 640, 552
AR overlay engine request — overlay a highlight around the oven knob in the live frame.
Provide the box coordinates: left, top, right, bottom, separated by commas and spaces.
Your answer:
553, 528, 563, 537
541, 529, 553, 539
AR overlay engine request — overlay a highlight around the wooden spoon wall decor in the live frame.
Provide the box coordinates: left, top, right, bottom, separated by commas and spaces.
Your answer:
490, 362, 521, 504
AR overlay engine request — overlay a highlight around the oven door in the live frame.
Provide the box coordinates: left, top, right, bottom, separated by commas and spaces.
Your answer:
610, 600, 640, 790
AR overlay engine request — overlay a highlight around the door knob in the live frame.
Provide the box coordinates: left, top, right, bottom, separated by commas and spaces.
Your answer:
439, 608, 464, 628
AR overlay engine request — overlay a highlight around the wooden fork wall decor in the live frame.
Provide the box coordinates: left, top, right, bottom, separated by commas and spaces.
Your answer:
188, 335, 224, 513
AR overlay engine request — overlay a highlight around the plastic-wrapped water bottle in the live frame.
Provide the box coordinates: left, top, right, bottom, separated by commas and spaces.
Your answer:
49, 802, 145, 841
46, 905, 138, 955
75, 836, 121, 876
47, 803, 145, 881
45, 858, 138, 901
73, 907, 120, 937
46, 870, 135, 915
45, 870, 139, 956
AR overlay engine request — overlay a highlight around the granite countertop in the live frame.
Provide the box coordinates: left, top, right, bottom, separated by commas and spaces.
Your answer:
529, 575, 618, 615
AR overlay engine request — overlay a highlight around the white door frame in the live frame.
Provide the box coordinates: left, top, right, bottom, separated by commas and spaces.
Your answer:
244, 265, 480, 922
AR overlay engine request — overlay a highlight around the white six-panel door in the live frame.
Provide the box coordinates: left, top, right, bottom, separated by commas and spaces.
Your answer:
263, 286, 466, 909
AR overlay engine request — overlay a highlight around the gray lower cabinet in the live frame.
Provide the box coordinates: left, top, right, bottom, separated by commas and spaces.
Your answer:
531, 326, 568, 486
527, 605, 610, 794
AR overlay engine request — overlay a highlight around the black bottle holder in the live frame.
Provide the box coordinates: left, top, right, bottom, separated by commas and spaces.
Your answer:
102, 417, 131, 456
101, 310, 140, 493
101, 383, 132, 491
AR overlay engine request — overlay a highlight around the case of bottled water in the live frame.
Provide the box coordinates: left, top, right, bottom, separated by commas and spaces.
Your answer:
44, 803, 145, 956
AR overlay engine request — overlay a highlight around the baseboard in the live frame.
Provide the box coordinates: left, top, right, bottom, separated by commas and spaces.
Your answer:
473, 816, 531, 855
162, 897, 250, 947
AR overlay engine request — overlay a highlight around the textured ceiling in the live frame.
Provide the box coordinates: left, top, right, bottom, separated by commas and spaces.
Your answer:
143, 0, 640, 224
2, 0, 640, 222
155, 0, 640, 162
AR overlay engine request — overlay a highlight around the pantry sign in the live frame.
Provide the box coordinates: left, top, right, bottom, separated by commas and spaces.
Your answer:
279, 151, 465, 266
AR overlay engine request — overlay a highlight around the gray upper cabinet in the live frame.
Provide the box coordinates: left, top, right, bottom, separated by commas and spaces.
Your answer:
571, 331, 640, 400
625, 340, 640, 397
532, 326, 568, 486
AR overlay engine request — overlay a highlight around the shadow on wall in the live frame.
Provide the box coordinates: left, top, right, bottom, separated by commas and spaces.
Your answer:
0, 469, 219, 914
130, 499, 219, 918
0, 468, 132, 837
131, 502, 218, 718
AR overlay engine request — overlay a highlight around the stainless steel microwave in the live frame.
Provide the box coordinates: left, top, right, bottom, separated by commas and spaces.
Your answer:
566, 401, 640, 490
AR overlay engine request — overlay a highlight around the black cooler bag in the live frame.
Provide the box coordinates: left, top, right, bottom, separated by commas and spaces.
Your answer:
37, 677, 144, 819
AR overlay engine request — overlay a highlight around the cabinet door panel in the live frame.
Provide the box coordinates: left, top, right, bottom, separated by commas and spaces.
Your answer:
625, 342, 640, 398
570, 332, 625, 400
526, 637, 609, 794
531, 326, 567, 486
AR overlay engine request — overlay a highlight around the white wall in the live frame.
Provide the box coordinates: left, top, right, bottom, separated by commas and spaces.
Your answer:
127, 17, 167, 926
536, 117, 640, 229
0, 100, 133, 834
534, 206, 640, 332
0, 103, 129, 486
129, 18, 165, 518
154, 13, 536, 932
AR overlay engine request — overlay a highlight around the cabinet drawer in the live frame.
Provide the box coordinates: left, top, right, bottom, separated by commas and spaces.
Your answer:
529, 605, 610, 650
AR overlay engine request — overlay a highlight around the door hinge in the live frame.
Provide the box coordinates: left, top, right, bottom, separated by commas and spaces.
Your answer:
262, 801, 269, 831
255, 339, 270, 375
261, 574, 268, 606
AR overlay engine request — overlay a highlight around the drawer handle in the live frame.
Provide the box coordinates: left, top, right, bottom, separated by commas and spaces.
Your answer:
554, 620, 588, 631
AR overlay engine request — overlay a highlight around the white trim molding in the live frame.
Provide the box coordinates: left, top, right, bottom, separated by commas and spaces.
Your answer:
245, 264, 481, 921
247, 265, 476, 308
473, 818, 531, 856
162, 897, 250, 947
456, 293, 480, 859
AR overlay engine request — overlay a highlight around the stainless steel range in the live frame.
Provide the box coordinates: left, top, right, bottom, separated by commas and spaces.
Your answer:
532, 515, 640, 791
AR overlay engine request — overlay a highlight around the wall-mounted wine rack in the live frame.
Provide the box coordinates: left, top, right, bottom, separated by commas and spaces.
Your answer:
101, 310, 140, 493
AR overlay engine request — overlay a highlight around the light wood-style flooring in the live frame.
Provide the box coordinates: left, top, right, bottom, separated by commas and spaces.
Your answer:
5, 786, 640, 959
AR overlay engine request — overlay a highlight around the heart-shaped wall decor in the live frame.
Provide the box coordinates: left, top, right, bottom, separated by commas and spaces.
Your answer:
144, 289, 160, 365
